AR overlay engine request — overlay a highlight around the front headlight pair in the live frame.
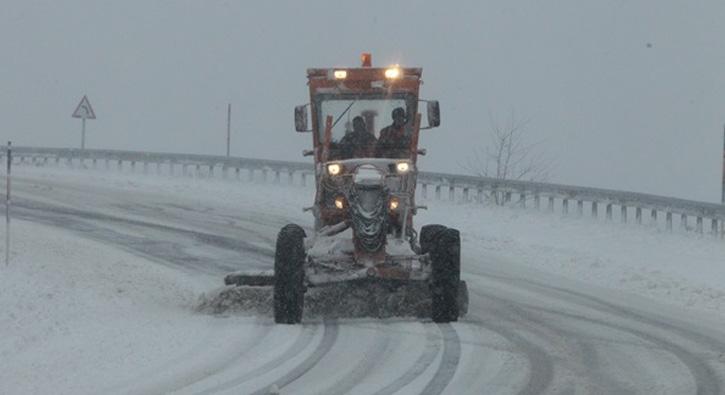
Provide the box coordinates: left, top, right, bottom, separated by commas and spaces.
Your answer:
327, 161, 410, 176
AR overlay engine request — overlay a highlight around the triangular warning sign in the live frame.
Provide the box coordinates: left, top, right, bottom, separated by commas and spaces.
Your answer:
72, 95, 96, 119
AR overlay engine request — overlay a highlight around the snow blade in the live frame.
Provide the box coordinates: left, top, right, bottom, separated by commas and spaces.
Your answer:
198, 280, 468, 320
224, 270, 275, 287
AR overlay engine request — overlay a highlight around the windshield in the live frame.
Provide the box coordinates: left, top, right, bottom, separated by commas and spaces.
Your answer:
317, 96, 414, 160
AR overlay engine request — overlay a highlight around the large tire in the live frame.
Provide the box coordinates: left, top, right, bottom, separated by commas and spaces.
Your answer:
419, 224, 448, 254
430, 227, 461, 323
274, 224, 307, 324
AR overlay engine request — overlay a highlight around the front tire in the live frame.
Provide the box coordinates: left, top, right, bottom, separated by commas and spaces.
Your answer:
274, 224, 306, 324
419, 224, 448, 254
430, 227, 461, 323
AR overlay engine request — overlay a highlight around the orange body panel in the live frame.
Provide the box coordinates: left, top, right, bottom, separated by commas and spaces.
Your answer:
304, 63, 425, 258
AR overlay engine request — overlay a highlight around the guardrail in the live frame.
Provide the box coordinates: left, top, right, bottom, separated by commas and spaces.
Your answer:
4, 146, 724, 237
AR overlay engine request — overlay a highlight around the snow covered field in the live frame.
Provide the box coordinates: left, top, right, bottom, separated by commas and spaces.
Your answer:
2, 166, 725, 394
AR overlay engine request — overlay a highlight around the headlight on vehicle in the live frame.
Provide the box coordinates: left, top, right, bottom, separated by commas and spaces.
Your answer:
396, 162, 410, 173
334, 196, 345, 209
333, 69, 347, 79
385, 66, 401, 79
327, 163, 342, 176
389, 197, 399, 210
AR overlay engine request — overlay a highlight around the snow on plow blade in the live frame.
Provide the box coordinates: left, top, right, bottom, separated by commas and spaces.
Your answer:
198, 278, 469, 319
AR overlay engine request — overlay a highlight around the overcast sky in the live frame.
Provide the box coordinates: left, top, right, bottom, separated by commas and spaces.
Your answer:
2, 1, 724, 202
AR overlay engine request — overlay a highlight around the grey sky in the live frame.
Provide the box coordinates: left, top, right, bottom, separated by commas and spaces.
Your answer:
2, 1, 724, 201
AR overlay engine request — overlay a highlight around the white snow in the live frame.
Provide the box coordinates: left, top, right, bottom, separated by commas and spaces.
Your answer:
421, 201, 725, 315
1, 165, 724, 394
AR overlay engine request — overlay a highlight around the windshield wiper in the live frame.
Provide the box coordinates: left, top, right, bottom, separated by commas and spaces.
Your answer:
331, 100, 356, 130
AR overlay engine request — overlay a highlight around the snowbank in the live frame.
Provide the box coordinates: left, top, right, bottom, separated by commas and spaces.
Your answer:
0, 217, 227, 394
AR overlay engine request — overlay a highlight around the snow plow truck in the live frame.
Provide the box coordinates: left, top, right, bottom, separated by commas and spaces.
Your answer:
226, 53, 467, 324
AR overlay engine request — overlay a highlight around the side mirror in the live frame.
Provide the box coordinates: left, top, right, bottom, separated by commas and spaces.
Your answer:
295, 105, 309, 132
426, 101, 440, 128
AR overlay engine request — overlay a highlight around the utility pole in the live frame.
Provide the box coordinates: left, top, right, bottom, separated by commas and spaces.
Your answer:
722, 124, 725, 204
6, 141, 11, 265
226, 104, 231, 157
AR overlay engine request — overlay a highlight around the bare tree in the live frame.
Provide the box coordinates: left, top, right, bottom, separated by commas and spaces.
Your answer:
463, 110, 552, 204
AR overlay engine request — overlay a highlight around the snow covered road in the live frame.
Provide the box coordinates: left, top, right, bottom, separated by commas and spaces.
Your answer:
3, 167, 725, 394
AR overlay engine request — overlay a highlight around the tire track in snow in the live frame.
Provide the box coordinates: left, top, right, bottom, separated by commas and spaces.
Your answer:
419, 323, 462, 395
493, 272, 725, 393
106, 321, 272, 395
316, 323, 392, 395
247, 321, 339, 395
372, 324, 442, 395
469, 272, 724, 394
465, 308, 555, 395
530, 304, 721, 395
12, 198, 273, 274
193, 324, 320, 394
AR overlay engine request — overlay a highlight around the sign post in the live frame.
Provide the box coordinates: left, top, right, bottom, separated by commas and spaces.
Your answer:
72, 95, 96, 149
6, 141, 11, 265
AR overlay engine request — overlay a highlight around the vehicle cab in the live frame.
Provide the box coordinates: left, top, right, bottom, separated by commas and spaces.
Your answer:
294, 53, 440, 255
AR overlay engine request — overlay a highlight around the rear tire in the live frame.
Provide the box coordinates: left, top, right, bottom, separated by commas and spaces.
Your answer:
430, 227, 461, 323
274, 224, 306, 324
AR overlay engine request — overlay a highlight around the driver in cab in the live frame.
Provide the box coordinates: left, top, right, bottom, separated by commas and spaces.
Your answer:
376, 107, 410, 158
339, 116, 377, 159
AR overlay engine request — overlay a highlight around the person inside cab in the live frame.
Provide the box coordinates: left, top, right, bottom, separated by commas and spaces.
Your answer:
338, 116, 377, 159
376, 107, 410, 158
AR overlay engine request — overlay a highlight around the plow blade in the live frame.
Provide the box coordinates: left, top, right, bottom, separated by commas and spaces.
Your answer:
198, 279, 468, 320
224, 270, 275, 287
